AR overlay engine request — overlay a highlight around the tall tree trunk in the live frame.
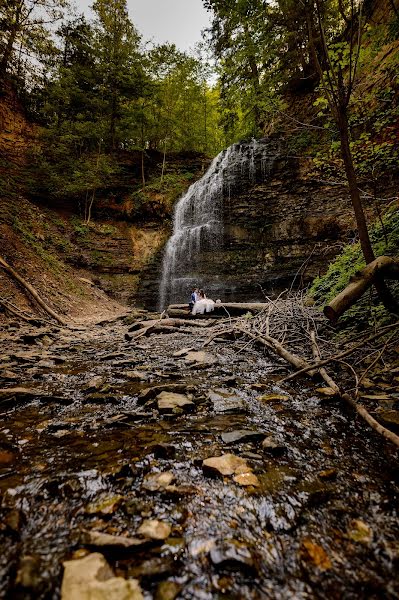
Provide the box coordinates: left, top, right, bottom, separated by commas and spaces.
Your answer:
337, 107, 398, 313
161, 139, 167, 185
336, 108, 374, 264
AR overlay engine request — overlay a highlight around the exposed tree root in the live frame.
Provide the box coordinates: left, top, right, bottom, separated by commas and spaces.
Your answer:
0, 256, 67, 325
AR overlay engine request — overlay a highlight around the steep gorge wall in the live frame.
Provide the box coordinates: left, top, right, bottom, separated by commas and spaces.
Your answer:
139, 146, 398, 309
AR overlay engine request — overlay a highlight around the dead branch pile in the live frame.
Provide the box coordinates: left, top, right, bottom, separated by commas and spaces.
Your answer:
201, 291, 399, 448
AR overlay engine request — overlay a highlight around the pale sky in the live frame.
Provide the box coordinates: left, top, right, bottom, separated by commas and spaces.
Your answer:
75, 0, 212, 52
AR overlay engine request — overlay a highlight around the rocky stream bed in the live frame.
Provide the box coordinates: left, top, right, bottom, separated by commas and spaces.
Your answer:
0, 315, 398, 599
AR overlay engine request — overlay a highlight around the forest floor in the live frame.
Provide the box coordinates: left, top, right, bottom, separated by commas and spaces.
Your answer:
0, 313, 398, 599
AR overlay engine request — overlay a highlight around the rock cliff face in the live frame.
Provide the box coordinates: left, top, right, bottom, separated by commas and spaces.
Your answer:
139, 139, 397, 310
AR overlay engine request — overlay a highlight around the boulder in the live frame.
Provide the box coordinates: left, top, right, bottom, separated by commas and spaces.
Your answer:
61, 553, 143, 600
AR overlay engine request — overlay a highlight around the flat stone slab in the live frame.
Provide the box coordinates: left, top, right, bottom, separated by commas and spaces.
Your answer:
156, 392, 195, 414
83, 530, 149, 550
185, 351, 218, 367
61, 552, 143, 600
208, 391, 247, 415
221, 430, 266, 445
173, 347, 194, 357
138, 383, 189, 404
202, 453, 251, 478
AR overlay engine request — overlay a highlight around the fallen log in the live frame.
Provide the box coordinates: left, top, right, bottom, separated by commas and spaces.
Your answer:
0, 256, 67, 325
236, 326, 318, 376
128, 318, 215, 332
324, 256, 399, 321
167, 303, 268, 319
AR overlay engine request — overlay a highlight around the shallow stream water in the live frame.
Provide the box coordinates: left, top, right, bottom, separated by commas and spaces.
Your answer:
0, 317, 398, 599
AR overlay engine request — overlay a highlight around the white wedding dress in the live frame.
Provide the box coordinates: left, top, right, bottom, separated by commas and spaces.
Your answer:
192, 296, 215, 315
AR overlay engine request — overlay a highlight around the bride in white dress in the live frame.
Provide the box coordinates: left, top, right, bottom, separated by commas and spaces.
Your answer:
192, 289, 215, 315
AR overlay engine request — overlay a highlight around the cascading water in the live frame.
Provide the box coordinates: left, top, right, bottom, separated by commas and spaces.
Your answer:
159, 138, 279, 309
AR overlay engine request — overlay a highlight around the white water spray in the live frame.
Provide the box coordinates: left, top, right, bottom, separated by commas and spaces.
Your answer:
159, 139, 278, 308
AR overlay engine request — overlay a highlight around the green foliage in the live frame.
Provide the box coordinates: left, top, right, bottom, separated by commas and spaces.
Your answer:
310, 207, 399, 326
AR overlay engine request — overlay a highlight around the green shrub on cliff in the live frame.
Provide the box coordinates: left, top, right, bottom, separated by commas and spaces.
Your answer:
310, 206, 399, 325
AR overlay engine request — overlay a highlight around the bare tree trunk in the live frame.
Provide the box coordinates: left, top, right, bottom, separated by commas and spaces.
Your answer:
141, 150, 146, 190
161, 139, 167, 185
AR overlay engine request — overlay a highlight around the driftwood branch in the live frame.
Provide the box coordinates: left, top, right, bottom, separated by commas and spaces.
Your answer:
280, 321, 399, 383
324, 256, 399, 321
310, 330, 399, 448
236, 326, 318, 376
0, 256, 67, 325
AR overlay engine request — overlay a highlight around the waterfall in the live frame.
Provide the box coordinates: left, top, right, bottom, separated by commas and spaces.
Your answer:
158, 138, 279, 309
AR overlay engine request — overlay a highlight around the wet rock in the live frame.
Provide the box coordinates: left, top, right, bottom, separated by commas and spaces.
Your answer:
142, 471, 175, 491
221, 430, 265, 445
84, 376, 105, 392
376, 409, 399, 432
37, 359, 55, 368
173, 347, 194, 357
219, 376, 237, 387
20, 329, 53, 345
130, 557, 177, 581
138, 384, 190, 404
15, 555, 43, 590
208, 391, 247, 415
83, 392, 119, 404
152, 443, 176, 459
103, 414, 129, 428
61, 552, 143, 600
85, 494, 123, 515
157, 392, 195, 414
318, 468, 337, 480
202, 454, 251, 478
261, 437, 287, 455
137, 519, 171, 540
347, 519, 373, 544
233, 472, 260, 487
155, 580, 182, 600
0, 387, 48, 401
2, 370, 19, 381
4, 508, 24, 533
125, 370, 149, 381
83, 530, 149, 551
209, 542, 256, 574
257, 393, 289, 402
301, 538, 332, 571
0, 448, 16, 465
163, 484, 201, 497
185, 351, 218, 368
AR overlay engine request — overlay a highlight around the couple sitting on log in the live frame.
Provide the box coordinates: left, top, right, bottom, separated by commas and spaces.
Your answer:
189, 287, 215, 315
